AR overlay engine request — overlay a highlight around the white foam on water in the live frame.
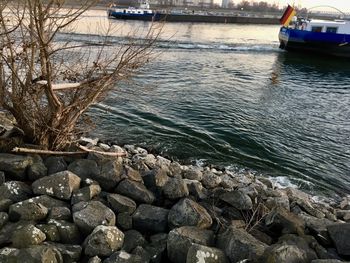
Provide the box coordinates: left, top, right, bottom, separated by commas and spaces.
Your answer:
268, 176, 299, 189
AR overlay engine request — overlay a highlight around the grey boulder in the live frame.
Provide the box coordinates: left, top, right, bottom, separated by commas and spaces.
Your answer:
162, 178, 189, 200
132, 204, 169, 233
327, 223, 350, 256
71, 184, 101, 205
84, 225, 124, 257
44, 156, 67, 175
17, 246, 63, 263
201, 172, 222, 189
116, 179, 155, 204
186, 244, 228, 263
11, 224, 46, 248
0, 154, 32, 180
67, 159, 99, 181
28, 155, 47, 181
216, 226, 267, 263
32, 171, 81, 200
220, 190, 253, 210
168, 198, 212, 229
261, 244, 309, 263
183, 166, 203, 181
0, 181, 32, 202
73, 201, 115, 235
107, 193, 137, 215
47, 220, 82, 245
167, 226, 214, 263
104, 251, 143, 263
9, 199, 48, 221
0, 212, 8, 230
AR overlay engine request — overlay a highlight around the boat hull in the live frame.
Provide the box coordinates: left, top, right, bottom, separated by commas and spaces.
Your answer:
107, 9, 278, 24
279, 27, 350, 57
107, 10, 161, 21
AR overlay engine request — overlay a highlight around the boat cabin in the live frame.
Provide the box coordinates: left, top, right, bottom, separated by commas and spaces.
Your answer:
294, 18, 350, 34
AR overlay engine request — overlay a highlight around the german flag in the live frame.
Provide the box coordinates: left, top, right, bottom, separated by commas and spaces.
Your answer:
280, 5, 296, 27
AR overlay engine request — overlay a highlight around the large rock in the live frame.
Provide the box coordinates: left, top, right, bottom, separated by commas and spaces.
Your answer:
327, 223, 350, 256
11, 224, 46, 248
36, 224, 60, 242
88, 256, 102, 263
30, 195, 70, 209
261, 244, 309, 263
286, 188, 325, 219
277, 234, 318, 261
162, 178, 189, 200
0, 181, 32, 202
28, 155, 47, 181
0, 153, 32, 180
0, 171, 5, 185
265, 207, 305, 235
266, 195, 290, 211
0, 212, 8, 230
67, 159, 99, 181
47, 220, 82, 244
311, 260, 350, 263
299, 212, 333, 246
168, 161, 182, 178
0, 221, 32, 246
9, 199, 48, 221
0, 199, 12, 212
220, 190, 253, 210
84, 225, 124, 257
183, 166, 203, 181
117, 212, 132, 231
107, 194, 137, 215
0, 247, 20, 262
16, 246, 63, 263
122, 230, 146, 253
104, 251, 143, 263
32, 171, 81, 200
340, 196, 350, 210
143, 167, 169, 194
216, 226, 267, 263
44, 156, 67, 175
185, 179, 208, 200
115, 179, 155, 204
94, 158, 124, 191
186, 244, 228, 263
201, 172, 222, 189
168, 198, 212, 229
44, 242, 82, 263
71, 184, 101, 205
132, 204, 169, 233
167, 226, 214, 263
123, 165, 142, 182
73, 201, 115, 235
48, 207, 71, 221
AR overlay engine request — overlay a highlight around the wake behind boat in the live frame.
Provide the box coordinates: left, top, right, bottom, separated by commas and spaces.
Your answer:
278, 5, 350, 57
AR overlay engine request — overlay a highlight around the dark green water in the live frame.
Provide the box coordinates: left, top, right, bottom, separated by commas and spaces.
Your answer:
71, 14, 350, 197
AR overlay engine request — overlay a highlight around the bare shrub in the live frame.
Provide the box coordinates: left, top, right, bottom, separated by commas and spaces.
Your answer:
0, 0, 161, 150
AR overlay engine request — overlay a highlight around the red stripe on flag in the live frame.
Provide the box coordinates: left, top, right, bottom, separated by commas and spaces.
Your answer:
280, 5, 294, 25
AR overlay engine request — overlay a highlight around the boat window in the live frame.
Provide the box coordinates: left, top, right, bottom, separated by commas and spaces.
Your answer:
123, 10, 126, 13
326, 27, 338, 33
311, 26, 323, 33
138, 11, 141, 14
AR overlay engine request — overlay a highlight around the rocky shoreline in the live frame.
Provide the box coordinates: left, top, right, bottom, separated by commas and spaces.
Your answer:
0, 135, 350, 263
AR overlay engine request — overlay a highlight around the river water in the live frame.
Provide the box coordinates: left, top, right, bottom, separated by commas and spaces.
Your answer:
65, 10, 350, 197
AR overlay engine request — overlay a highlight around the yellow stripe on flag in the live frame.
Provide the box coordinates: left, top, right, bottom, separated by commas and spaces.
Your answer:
282, 9, 296, 27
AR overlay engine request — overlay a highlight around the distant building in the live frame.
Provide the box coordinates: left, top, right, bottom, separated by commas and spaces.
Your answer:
221, 0, 229, 8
